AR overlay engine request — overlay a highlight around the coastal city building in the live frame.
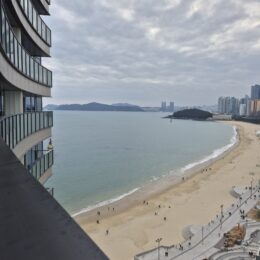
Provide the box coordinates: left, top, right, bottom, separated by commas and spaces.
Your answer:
250, 99, 260, 117
161, 101, 167, 112
239, 103, 246, 116
218, 96, 240, 115
0, 0, 107, 259
251, 84, 260, 99
217, 90, 260, 117
161, 101, 175, 112
240, 95, 251, 116
169, 101, 174, 112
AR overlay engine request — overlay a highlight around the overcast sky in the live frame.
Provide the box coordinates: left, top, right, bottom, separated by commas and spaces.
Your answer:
43, 0, 260, 106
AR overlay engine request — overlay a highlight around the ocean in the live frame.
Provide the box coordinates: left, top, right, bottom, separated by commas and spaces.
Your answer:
45, 111, 236, 215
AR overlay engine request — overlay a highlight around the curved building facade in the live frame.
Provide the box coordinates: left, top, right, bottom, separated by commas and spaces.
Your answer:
0, 1, 108, 258
0, 0, 53, 183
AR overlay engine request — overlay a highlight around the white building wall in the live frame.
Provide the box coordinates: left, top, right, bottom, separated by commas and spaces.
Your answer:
239, 104, 246, 116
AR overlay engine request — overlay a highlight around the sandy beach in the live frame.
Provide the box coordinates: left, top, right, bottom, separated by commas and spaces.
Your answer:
75, 121, 260, 260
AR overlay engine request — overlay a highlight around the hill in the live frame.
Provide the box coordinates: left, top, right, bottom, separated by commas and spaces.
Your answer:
45, 102, 144, 112
166, 108, 213, 120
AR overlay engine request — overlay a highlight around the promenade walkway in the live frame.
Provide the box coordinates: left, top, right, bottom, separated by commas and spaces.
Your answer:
135, 184, 260, 260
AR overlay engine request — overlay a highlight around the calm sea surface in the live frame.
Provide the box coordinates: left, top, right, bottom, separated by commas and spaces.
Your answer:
45, 111, 234, 214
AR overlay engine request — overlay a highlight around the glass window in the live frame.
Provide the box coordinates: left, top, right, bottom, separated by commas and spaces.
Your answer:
25, 96, 31, 112
36, 112, 39, 131
16, 115, 20, 143
20, 114, 24, 140
24, 0, 28, 16
0, 90, 4, 116
36, 96, 42, 111
5, 21, 11, 58
34, 62, 39, 81
43, 68, 47, 85
39, 66, 43, 83
24, 113, 28, 137
1, 13, 6, 51
37, 16, 41, 35
31, 113, 35, 133
18, 44, 22, 71
26, 53, 30, 76
42, 24, 46, 41
20, 0, 24, 9
22, 49, 26, 74
30, 96, 35, 111
47, 28, 51, 45
10, 33, 14, 64
33, 9, 37, 29
28, 1, 33, 23
14, 39, 18, 67
30, 58, 34, 79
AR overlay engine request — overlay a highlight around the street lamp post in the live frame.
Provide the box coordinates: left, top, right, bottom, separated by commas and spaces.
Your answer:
250, 178, 253, 198
201, 226, 204, 245
156, 238, 162, 260
220, 204, 224, 229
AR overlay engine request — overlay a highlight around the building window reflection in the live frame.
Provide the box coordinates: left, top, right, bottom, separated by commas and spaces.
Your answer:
24, 141, 43, 169
0, 89, 4, 116
23, 95, 42, 112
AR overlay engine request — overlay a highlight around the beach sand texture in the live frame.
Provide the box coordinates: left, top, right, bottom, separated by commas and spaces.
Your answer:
75, 121, 260, 260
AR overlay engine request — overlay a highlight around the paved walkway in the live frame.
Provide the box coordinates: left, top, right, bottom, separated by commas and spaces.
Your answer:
135, 185, 260, 260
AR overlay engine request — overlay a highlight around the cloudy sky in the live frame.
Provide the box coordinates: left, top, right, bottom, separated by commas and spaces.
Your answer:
43, 0, 260, 106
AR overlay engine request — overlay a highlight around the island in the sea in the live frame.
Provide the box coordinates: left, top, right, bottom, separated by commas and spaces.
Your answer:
165, 108, 213, 120
44, 102, 144, 112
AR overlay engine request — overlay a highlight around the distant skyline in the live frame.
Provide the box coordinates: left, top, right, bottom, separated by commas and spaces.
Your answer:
43, 0, 260, 106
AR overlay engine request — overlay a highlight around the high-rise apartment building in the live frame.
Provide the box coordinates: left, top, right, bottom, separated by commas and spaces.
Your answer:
161, 101, 166, 112
0, 0, 53, 183
169, 101, 174, 112
0, 1, 108, 258
240, 95, 251, 116
218, 96, 239, 115
251, 84, 260, 99
250, 100, 260, 117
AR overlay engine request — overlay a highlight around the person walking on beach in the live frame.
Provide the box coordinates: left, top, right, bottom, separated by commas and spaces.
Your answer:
106, 229, 109, 235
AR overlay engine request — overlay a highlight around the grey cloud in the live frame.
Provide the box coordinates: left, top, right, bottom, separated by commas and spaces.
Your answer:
43, 0, 260, 106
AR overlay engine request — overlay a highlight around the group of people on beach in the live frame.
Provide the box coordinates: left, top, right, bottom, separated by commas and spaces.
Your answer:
143, 200, 171, 222
95, 207, 116, 235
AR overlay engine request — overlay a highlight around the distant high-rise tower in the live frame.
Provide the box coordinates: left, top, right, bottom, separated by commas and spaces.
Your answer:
161, 101, 166, 112
218, 96, 239, 115
251, 85, 260, 99
169, 102, 174, 112
240, 95, 251, 116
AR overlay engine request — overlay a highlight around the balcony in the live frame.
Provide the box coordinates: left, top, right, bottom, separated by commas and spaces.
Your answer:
9, 0, 52, 56
0, 2, 52, 95
29, 148, 53, 183
31, 0, 50, 15
0, 111, 53, 150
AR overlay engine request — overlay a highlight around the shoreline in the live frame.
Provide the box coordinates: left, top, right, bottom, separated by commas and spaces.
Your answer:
73, 122, 238, 220
75, 121, 260, 260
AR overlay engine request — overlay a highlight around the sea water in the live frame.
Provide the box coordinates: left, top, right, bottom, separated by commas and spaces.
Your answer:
45, 111, 235, 214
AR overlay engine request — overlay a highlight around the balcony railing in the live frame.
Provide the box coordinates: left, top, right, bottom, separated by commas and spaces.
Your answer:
0, 111, 53, 149
29, 149, 53, 179
0, 3, 52, 87
17, 0, 51, 46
